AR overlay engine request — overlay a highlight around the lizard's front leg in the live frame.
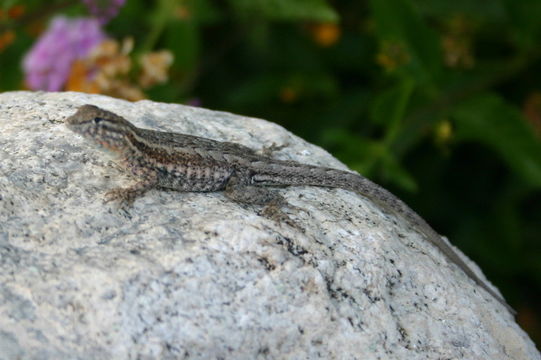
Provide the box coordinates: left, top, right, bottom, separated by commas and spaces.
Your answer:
105, 167, 159, 207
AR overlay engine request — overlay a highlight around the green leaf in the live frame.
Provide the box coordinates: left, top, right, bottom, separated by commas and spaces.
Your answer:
379, 152, 418, 192
1, 0, 18, 12
370, 0, 442, 82
371, 79, 415, 137
163, 19, 198, 72
229, 0, 338, 22
319, 128, 381, 174
452, 93, 541, 187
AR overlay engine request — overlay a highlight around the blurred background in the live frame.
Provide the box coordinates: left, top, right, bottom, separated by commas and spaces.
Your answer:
1, 0, 540, 346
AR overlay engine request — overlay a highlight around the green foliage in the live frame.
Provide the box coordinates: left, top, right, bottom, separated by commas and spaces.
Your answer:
370, 0, 442, 83
1, 0, 17, 11
3, 0, 541, 342
370, 80, 418, 191
229, 0, 338, 22
453, 94, 541, 187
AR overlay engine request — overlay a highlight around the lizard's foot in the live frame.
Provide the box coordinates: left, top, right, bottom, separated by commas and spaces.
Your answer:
260, 198, 286, 220
104, 187, 137, 207
260, 198, 305, 231
260, 142, 288, 157
104, 179, 156, 208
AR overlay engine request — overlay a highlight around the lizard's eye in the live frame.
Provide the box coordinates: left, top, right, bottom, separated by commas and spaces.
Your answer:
94, 117, 104, 124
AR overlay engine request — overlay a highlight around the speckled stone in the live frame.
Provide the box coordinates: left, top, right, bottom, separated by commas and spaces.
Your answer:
0, 91, 538, 360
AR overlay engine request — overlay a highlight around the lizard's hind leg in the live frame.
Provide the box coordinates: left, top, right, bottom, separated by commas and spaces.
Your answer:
224, 174, 283, 205
224, 174, 303, 228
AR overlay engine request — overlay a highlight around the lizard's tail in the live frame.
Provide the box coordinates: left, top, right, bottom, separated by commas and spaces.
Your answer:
253, 162, 516, 315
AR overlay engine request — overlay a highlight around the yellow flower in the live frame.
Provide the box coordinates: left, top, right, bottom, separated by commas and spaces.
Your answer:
139, 50, 174, 88
375, 41, 410, 72
0, 31, 15, 52
310, 23, 341, 47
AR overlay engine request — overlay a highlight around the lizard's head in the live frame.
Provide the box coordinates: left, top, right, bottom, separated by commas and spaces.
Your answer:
66, 104, 136, 152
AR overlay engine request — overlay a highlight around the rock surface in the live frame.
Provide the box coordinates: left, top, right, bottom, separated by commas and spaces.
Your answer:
0, 91, 538, 360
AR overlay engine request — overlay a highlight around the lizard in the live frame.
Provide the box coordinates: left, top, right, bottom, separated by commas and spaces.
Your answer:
65, 104, 516, 315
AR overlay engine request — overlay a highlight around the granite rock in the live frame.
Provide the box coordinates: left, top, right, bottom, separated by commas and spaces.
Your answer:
0, 91, 538, 360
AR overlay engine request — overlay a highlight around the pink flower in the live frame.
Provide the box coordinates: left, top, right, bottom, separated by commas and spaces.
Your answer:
22, 16, 106, 91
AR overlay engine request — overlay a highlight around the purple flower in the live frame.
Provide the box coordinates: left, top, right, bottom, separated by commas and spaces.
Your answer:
82, 0, 126, 24
22, 16, 106, 91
